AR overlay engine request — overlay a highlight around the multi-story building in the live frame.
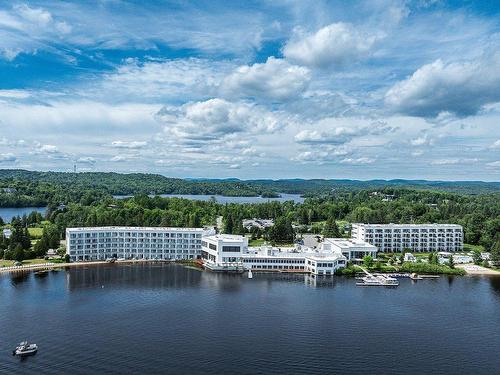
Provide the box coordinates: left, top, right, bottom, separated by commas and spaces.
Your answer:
201, 234, 348, 275
351, 223, 463, 253
66, 226, 214, 262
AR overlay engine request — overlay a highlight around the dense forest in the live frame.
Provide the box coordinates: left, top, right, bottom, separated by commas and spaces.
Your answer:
0, 170, 499, 208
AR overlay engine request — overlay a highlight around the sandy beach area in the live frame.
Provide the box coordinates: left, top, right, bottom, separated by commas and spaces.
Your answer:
457, 264, 500, 275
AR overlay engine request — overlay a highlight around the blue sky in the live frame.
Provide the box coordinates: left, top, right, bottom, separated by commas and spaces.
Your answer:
0, 0, 499, 180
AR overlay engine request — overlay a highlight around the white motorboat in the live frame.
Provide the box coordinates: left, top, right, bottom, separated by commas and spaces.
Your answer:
356, 275, 399, 287
12, 341, 38, 356
248, 269, 253, 279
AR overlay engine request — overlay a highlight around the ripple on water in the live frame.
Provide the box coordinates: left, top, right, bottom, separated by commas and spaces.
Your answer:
1, 264, 500, 375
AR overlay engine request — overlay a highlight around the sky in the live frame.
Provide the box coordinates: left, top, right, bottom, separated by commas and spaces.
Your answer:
0, 0, 499, 181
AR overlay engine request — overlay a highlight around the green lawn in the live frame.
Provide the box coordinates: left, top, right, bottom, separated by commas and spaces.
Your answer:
248, 238, 268, 246
1, 259, 52, 267
28, 227, 44, 238
463, 243, 485, 252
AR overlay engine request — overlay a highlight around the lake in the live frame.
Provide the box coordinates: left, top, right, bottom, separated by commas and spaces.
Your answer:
1, 264, 499, 374
0, 207, 47, 223
113, 193, 305, 204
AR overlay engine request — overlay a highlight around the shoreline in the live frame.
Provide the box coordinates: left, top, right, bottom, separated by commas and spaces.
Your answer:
2, 259, 500, 277
0, 259, 183, 274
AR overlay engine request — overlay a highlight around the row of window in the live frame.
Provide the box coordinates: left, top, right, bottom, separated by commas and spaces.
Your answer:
70, 232, 202, 239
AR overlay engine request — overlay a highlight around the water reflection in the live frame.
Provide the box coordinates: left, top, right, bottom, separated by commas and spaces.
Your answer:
489, 276, 500, 297
66, 263, 203, 291
10, 272, 30, 286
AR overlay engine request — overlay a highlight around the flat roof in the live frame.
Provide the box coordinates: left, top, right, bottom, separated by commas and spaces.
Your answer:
203, 234, 247, 241
352, 223, 462, 228
66, 226, 205, 232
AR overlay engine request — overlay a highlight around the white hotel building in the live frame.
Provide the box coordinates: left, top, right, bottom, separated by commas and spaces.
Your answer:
201, 235, 376, 275
66, 226, 215, 262
351, 223, 463, 253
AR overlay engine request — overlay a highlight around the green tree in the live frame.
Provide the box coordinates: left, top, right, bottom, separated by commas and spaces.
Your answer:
490, 237, 500, 265
472, 249, 482, 265
269, 217, 295, 244
448, 254, 455, 269
13, 244, 25, 262
322, 217, 341, 238
363, 255, 374, 268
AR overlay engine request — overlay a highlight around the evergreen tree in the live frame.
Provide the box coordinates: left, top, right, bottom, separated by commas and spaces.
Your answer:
322, 217, 341, 238
490, 237, 500, 265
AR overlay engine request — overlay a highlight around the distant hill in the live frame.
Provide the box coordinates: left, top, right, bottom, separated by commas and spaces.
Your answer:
0, 169, 498, 196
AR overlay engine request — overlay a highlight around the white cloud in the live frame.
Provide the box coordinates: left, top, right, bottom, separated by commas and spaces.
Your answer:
431, 158, 479, 165
340, 157, 375, 165
110, 155, 136, 162
385, 53, 500, 117
410, 135, 433, 146
0, 153, 16, 163
77, 156, 96, 165
156, 98, 287, 145
110, 141, 147, 149
283, 23, 378, 68
489, 139, 500, 149
486, 160, 500, 168
38, 144, 59, 154
221, 57, 310, 100
294, 129, 354, 145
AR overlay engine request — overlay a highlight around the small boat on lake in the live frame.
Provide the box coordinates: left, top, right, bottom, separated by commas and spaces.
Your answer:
248, 269, 253, 279
12, 341, 38, 356
356, 275, 399, 287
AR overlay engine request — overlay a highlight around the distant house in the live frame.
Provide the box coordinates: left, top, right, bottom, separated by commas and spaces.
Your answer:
242, 218, 274, 231
2, 228, 12, 238
2, 187, 17, 194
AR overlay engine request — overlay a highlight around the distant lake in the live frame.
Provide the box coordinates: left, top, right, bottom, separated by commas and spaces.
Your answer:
1, 264, 499, 374
0, 207, 46, 223
114, 193, 305, 204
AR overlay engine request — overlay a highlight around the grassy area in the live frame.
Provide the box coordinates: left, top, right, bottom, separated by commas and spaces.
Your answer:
1, 258, 52, 267
463, 243, 485, 252
400, 262, 466, 275
248, 238, 268, 247
28, 227, 43, 238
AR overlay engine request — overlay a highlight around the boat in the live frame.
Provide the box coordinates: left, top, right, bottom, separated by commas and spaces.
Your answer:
356, 275, 399, 287
248, 269, 253, 279
12, 341, 38, 356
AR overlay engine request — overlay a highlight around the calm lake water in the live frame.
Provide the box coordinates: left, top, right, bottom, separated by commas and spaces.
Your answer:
1, 264, 499, 374
0, 207, 46, 223
114, 193, 305, 204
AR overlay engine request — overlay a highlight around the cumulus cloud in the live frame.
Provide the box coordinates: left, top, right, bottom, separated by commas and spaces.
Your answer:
221, 57, 310, 100
110, 141, 147, 149
292, 147, 350, 164
486, 160, 500, 168
77, 156, 96, 165
0, 153, 16, 163
340, 157, 375, 165
385, 53, 500, 117
283, 23, 378, 68
156, 98, 287, 145
431, 158, 479, 165
410, 135, 433, 147
489, 139, 500, 149
294, 129, 354, 145
294, 120, 398, 145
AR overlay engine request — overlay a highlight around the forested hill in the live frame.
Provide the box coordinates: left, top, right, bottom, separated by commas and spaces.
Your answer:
1, 169, 499, 195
